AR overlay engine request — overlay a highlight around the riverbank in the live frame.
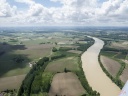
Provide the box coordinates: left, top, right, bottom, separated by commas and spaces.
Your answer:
81, 37, 120, 96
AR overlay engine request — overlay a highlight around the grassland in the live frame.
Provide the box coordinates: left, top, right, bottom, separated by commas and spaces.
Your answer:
101, 51, 119, 57
68, 50, 82, 54
45, 56, 79, 73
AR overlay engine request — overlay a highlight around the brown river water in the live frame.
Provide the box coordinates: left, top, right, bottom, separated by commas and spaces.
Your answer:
81, 37, 120, 96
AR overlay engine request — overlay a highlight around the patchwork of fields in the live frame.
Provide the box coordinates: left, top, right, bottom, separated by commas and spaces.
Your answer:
0, 31, 89, 94
0, 28, 128, 96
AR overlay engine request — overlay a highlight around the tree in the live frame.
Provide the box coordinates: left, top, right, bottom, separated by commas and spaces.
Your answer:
55, 42, 57, 45
64, 68, 67, 73
52, 47, 57, 52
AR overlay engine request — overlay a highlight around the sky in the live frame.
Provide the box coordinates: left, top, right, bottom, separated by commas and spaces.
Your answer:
0, 0, 128, 26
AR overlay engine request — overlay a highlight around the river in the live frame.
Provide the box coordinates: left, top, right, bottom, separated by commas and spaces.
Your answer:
81, 36, 120, 96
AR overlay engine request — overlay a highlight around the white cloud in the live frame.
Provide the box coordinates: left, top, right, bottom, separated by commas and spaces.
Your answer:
0, 0, 17, 17
0, 0, 128, 26
15, 0, 35, 5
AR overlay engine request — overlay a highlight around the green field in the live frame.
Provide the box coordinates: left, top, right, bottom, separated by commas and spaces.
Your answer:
101, 51, 118, 58
45, 57, 79, 73
114, 53, 127, 59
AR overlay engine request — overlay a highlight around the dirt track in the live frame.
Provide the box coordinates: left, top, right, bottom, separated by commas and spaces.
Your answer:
81, 37, 120, 96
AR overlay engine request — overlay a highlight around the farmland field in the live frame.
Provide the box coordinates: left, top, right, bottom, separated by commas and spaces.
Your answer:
110, 41, 128, 50
101, 51, 119, 58
68, 50, 82, 54
45, 56, 79, 73
0, 74, 25, 91
100, 55, 121, 77
49, 72, 86, 96
120, 65, 128, 83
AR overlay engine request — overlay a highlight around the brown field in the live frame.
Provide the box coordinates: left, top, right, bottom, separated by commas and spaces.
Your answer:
49, 72, 85, 96
100, 55, 121, 77
68, 50, 82, 54
45, 57, 79, 73
120, 66, 128, 83
0, 74, 26, 91
110, 41, 128, 49
13, 44, 53, 60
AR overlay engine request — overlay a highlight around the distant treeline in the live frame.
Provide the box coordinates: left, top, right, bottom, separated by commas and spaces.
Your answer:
51, 54, 66, 60
59, 47, 73, 51
77, 42, 94, 51
98, 32, 128, 40
102, 47, 128, 55
78, 37, 94, 41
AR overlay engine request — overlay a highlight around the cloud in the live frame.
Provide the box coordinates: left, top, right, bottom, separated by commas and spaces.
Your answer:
0, 0, 128, 26
0, 0, 17, 17
15, 0, 35, 5
95, 0, 128, 24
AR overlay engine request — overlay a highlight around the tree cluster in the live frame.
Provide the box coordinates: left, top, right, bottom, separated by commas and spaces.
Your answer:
18, 57, 49, 96
51, 54, 65, 60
